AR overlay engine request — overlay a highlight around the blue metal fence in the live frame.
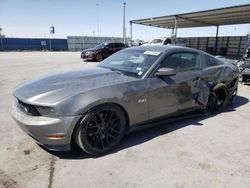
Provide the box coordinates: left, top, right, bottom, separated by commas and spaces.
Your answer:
0, 38, 68, 51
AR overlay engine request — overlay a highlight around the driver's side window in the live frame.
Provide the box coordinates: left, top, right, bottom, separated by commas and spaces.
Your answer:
160, 52, 201, 72
105, 44, 111, 48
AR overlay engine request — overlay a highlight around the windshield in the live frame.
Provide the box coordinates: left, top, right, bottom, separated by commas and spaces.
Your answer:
95, 43, 106, 49
98, 49, 162, 78
150, 39, 163, 44
239, 59, 250, 67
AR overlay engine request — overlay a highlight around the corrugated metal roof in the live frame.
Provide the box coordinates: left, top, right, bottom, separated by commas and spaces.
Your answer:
131, 4, 250, 29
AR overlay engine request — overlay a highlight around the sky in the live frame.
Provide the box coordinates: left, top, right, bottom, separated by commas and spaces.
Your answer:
0, 0, 250, 41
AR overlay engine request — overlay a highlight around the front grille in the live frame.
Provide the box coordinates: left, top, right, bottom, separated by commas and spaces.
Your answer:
17, 100, 41, 116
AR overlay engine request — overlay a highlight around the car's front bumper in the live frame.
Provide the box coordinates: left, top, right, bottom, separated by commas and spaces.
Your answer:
240, 69, 250, 82
81, 52, 96, 60
10, 101, 81, 151
240, 69, 250, 75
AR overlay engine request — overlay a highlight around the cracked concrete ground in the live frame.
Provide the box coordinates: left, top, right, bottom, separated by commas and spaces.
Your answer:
0, 52, 250, 188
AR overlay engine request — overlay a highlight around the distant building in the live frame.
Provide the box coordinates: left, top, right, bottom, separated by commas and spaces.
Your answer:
67, 36, 125, 51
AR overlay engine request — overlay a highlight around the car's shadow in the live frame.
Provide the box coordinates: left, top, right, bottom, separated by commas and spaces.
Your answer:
241, 82, 250, 86
83, 59, 98, 63
44, 95, 248, 159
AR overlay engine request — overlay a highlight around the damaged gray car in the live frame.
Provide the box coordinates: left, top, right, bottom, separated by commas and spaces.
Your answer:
10, 46, 239, 155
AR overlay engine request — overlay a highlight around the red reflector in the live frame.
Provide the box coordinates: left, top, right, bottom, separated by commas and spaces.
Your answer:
47, 134, 66, 139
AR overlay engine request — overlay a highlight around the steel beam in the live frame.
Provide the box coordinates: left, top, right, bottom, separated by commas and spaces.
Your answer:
130, 21, 133, 46
215, 26, 219, 55
174, 16, 178, 44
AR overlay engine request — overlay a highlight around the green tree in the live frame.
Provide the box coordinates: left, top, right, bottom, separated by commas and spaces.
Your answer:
0, 28, 5, 38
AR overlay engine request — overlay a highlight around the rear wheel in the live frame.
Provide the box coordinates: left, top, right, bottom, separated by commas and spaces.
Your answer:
95, 53, 103, 62
74, 105, 126, 155
206, 88, 228, 113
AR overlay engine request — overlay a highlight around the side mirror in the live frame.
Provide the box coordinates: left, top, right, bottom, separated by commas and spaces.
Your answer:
155, 68, 176, 76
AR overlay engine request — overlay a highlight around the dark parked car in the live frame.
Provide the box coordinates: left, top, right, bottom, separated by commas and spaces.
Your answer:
238, 58, 250, 83
81, 42, 127, 62
11, 45, 238, 155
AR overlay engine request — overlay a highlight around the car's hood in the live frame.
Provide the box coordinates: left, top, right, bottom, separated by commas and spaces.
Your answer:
239, 60, 250, 69
82, 48, 97, 52
13, 67, 137, 105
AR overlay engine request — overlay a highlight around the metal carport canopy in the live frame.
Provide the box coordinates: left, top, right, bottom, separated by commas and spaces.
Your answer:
129, 4, 250, 54
130, 4, 250, 29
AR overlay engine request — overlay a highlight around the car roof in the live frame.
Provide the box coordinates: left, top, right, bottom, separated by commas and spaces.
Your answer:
127, 45, 201, 53
108, 42, 123, 44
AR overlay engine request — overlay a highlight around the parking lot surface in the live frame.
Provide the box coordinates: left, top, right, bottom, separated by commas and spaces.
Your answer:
0, 52, 250, 188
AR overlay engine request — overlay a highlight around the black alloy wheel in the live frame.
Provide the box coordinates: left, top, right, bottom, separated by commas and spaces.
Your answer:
96, 53, 103, 62
74, 105, 126, 155
206, 90, 226, 113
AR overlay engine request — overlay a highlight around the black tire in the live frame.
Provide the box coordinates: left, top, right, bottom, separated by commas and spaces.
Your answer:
74, 104, 126, 155
206, 86, 228, 114
95, 53, 103, 62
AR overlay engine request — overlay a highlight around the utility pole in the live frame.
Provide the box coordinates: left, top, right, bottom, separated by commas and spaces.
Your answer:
49, 26, 55, 51
96, 2, 100, 37
123, 2, 126, 44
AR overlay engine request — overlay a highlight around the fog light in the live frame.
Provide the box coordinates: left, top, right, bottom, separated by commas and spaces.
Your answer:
47, 134, 66, 139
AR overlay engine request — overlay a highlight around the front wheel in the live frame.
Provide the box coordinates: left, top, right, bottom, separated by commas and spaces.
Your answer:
95, 53, 103, 62
74, 105, 126, 155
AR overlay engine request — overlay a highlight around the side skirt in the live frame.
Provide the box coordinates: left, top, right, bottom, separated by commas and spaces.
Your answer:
127, 109, 207, 134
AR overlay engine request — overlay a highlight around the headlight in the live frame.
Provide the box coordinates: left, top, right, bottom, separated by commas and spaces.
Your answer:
86, 51, 94, 55
238, 67, 243, 71
35, 106, 58, 117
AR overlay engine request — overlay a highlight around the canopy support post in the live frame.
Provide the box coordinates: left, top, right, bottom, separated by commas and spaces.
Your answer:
174, 16, 178, 44
215, 25, 219, 55
130, 21, 133, 46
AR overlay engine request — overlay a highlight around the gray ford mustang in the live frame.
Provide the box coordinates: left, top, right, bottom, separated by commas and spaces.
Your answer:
10, 45, 239, 155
